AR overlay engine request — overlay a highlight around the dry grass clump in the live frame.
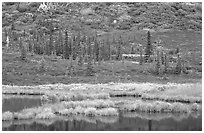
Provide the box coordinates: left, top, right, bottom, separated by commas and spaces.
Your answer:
141, 93, 202, 103
73, 106, 86, 115
62, 99, 115, 109
121, 100, 199, 113
84, 107, 97, 116
59, 107, 119, 116
170, 102, 188, 113
41, 94, 60, 103
41, 92, 110, 104
190, 103, 200, 111
2, 111, 13, 121
58, 108, 74, 116
35, 108, 56, 119
13, 112, 35, 120
50, 102, 66, 113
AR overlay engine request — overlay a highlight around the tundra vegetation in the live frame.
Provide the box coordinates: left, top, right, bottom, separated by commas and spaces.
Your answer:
2, 2, 202, 126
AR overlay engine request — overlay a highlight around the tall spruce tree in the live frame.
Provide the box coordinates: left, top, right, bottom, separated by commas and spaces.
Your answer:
106, 35, 111, 60
19, 37, 26, 60
94, 36, 100, 62
64, 30, 70, 59
56, 30, 63, 56
175, 54, 182, 74
86, 37, 94, 76
145, 31, 152, 62
155, 51, 161, 75
139, 47, 143, 65
164, 53, 169, 73
116, 35, 122, 60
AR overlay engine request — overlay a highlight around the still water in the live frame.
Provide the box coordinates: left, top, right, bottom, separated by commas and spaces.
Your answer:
2, 95, 42, 112
2, 96, 202, 131
2, 111, 202, 131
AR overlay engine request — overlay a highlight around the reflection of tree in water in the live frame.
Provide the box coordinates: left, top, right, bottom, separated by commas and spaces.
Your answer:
122, 112, 194, 122
65, 121, 68, 130
148, 120, 152, 131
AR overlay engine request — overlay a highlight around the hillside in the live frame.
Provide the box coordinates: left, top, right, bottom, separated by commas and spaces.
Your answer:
2, 2, 202, 85
2, 2, 202, 34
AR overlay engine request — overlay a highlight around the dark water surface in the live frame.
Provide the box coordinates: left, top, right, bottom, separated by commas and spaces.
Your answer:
2, 111, 202, 131
2, 95, 42, 112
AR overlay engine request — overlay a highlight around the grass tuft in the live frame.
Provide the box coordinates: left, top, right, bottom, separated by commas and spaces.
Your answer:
2, 111, 13, 121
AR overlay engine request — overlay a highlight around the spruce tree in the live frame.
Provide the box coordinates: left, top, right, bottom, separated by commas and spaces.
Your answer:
94, 36, 99, 62
49, 32, 53, 55
161, 51, 164, 65
145, 31, 152, 62
86, 39, 94, 76
131, 46, 134, 54
116, 35, 122, 60
28, 39, 32, 53
72, 35, 76, 60
19, 37, 26, 60
56, 30, 63, 56
175, 54, 182, 74
164, 53, 169, 73
139, 47, 143, 65
155, 51, 161, 75
64, 30, 70, 59
38, 56, 46, 72
106, 35, 111, 60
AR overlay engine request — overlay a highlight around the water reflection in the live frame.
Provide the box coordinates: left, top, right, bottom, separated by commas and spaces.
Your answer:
148, 120, 152, 131
2, 111, 202, 131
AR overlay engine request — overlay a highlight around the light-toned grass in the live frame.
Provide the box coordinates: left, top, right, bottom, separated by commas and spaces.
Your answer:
13, 112, 35, 120
190, 103, 200, 111
62, 99, 115, 109
84, 107, 97, 116
170, 102, 189, 113
2, 111, 13, 121
120, 100, 201, 113
96, 108, 119, 116
3, 82, 201, 103
141, 93, 202, 103
58, 108, 74, 116
41, 92, 110, 103
35, 108, 56, 119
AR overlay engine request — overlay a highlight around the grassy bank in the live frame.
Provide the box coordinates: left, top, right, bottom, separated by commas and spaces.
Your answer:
2, 50, 201, 86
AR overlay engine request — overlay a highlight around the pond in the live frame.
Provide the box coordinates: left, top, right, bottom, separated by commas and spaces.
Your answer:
2, 111, 202, 131
2, 95, 42, 112
2, 95, 202, 131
